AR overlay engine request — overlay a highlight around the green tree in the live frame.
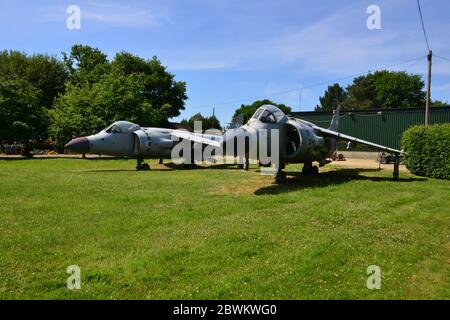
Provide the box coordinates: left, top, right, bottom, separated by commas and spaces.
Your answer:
231, 99, 292, 125
180, 113, 222, 131
111, 52, 187, 121
49, 83, 105, 147
26, 54, 68, 108
343, 70, 425, 109
372, 70, 425, 109
431, 99, 449, 107
316, 83, 347, 111
342, 75, 377, 109
0, 50, 67, 142
62, 45, 109, 85
0, 78, 41, 141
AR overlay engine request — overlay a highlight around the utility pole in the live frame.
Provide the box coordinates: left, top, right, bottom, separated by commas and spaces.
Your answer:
212, 107, 215, 128
425, 50, 432, 126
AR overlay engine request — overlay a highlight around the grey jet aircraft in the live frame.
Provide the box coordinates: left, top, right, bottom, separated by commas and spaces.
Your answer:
65, 104, 404, 183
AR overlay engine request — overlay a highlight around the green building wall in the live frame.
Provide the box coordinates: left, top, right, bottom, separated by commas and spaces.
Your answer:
291, 107, 450, 150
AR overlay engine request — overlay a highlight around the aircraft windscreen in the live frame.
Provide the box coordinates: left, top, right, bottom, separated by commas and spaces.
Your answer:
104, 124, 114, 132
259, 110, 276, 123
126, 124, 140, 132
106, 124, 122, 134
252, 108, 263, 119
105, 121, 140, 133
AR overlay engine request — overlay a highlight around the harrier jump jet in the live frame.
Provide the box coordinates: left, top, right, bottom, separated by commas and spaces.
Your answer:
65, 105, 403, 183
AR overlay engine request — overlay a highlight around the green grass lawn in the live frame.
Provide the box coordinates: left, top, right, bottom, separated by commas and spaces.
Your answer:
0, 158, 448, 299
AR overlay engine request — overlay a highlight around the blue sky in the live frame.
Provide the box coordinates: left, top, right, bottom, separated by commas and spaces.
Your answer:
1, 0, 450, 125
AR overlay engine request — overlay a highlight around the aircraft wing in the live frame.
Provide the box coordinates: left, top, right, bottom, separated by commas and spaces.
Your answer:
171, 130, 222, 147
315, 127, 405, 154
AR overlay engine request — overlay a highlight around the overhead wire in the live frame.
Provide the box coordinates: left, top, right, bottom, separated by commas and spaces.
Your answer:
416, 0, 431, 51
434, 54, 450, 62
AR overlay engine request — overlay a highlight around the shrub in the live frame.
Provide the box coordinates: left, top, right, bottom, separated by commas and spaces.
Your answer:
401, 124, 450, 179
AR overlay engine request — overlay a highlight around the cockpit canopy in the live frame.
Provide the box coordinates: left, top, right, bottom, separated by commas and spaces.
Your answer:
104, 121, 140, 134
251, 104, 287, 124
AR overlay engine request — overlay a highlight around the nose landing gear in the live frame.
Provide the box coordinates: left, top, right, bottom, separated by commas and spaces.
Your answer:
237, 153, 250, 171
302, 162, 319, 176
136, 158, 151, 171
273, 162, 287, 184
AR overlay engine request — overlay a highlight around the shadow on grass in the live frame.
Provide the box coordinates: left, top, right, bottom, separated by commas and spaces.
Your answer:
1, 156, 253, 172
0, 155, 126, 161
254, 168, 426, 195
163, 162, 242, 170
80, 162, 244, 173
81, 169, 138, 173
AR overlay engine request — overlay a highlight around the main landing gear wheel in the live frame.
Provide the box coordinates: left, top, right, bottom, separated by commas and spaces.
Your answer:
237, 156, 250, 171
302, 164, 319, 176
275, 171, 287, 184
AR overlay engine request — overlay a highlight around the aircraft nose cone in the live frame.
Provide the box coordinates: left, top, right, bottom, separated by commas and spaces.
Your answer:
64, 137, 90, 154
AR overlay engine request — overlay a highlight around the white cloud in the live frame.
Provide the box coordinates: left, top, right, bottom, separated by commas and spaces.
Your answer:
38, 1, 163, 28
81, 3, 159, 28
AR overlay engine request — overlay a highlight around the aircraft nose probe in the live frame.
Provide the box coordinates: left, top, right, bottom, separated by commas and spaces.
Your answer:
64, 137, 90, 154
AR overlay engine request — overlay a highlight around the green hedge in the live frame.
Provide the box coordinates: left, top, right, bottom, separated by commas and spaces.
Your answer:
401, 124, 450, 179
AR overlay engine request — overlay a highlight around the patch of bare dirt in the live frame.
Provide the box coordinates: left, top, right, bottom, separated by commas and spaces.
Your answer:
332, 158, 410, 172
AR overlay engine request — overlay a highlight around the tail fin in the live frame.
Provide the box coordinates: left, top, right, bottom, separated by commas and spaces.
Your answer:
328, 106, 340, 154
328, 105, 340, 132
